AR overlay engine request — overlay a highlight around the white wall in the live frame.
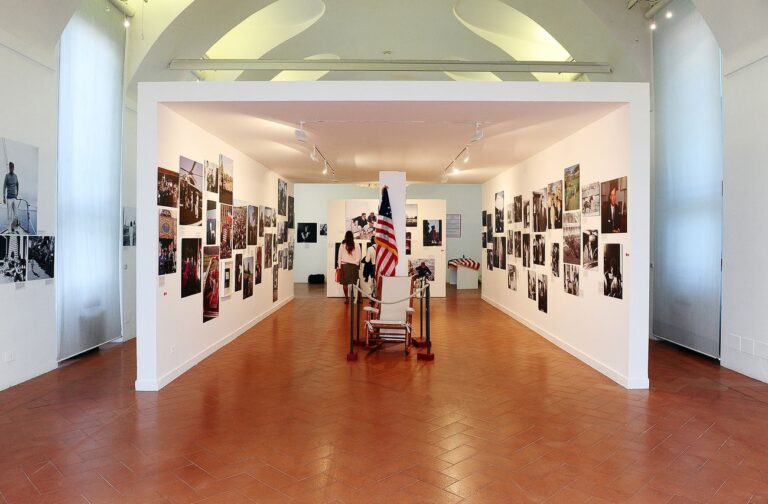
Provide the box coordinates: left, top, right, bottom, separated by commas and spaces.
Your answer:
135, 104, 293, 391
481, 105, 650, 389
0, 39, 59, 391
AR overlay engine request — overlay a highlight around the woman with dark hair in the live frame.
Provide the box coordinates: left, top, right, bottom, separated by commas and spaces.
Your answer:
339, 230, 361, 303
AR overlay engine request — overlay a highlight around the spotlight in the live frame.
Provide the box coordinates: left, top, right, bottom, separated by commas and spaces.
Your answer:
310, 146, 319, 162
463, 147, 470, 164
650, 19, 657, 30
123, 17, 130, 28
665, 10, 673, 19
322, 160, 328, 176
294, 121, 308, 143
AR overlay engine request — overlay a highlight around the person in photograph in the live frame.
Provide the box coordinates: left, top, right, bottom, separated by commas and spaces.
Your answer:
602, 183, 625, 233
415, 260, 432, 281
299, 223, 312, 242
3, 162, 19, 233
604, 258, 623, 298
339, 230, 361, 304
319, 224, 327, 236
353, 212, 368, 228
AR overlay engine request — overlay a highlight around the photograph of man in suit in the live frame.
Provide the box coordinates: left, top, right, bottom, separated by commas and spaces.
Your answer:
601, 178, 627, 233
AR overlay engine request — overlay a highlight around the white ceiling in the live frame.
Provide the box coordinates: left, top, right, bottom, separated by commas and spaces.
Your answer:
165, 100, 623, 184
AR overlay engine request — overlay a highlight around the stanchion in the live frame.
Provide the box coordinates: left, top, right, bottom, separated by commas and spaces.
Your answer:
417, 283, 435, 361
412, 279, 426, 348
346, 285, 358, 361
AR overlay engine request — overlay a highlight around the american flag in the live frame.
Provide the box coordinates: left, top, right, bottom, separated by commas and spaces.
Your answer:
375, 187, 398, 278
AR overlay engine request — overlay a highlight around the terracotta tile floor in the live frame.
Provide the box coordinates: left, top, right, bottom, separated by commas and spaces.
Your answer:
2, 285, 768, 503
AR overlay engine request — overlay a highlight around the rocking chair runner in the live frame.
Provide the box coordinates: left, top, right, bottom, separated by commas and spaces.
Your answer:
363, 276, 416, 355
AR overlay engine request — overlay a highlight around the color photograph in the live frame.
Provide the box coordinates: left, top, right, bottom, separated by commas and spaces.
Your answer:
122, 207, 136, 246
564, 264, 579, 296
158, 209, 177, 275
206, 201, 217, 245
603, 243, 623, 299
157, 167, 179, 208
1, 137, 39, 235
533, 189, 547, 232
232, 206, 247, 250
234, 253, 242, 293
538, 274, 548, 313
219, 204, 233, 259
0, 235, 27, 283
423, 219, 442, 246
494, 190, 504, 233
408, 257, 435, 281
278, 179, 287, 216
528, 270, 536, 301
219, 155, 233, 205
205, 159, 219, 194
601, 177, 628, 233
243, 256, 254, 299
583, 229, 599, 270
582, 181, 600, 216
297, 223, 317, 243
27, 235, 54, 281
406, 204, 418, 227
406, 232, 412, 255
179, 156, 203, 226
180, 238, 201, 298
563, 212, 581, 265
247, 205, 258, 246
564, 164, 581, 212
507, 264, 517, 291
345, 201, 377, 240
551, 242, 560, 277
547, 180, 563, 229
533, 234, 546, 266
522, 233, 530, 268
202, 246, 219, 322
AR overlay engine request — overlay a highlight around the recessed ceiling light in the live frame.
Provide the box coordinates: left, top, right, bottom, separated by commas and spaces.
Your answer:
665, 10, 673, 19
650, 20, 657, 30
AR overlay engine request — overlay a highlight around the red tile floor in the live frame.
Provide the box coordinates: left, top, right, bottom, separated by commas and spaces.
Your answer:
2, 285, 768, 503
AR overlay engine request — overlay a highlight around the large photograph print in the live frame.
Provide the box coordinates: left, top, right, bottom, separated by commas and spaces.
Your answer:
157, 167, 179, 208
297, 223, 317, 243
27, 236, 54, 281
601, 177, 628, 233
1, 137, 39, 234
180, 238, 201, 298
345, 201, 377, 240
0, 235, 28, 283
423, 219, 442, 247
202, 246, 219, 322
178, 156, 203, 226
603, 243, 623, 299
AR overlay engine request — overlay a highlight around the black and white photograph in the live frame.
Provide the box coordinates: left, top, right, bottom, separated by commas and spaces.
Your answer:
122, 207, 136, 246
547, 180, 563, 229
272, 234, 277, 264
258, 205, 266, 237
406, 204, 418, 227
522, 233, 531, 268
27, 235, 54, 281
247, 205, 258, 246
551, 242, 560, 277
234, 253, 243, 293
287, 196, 294, 228
533, 234, 546, 266
180, 238, 201, 298
538, 274, 548, 313
277, 221, 285, 245
264, 233, 272, 267
533, 189, 547, 232
272, 265, 278, 302
243, 256, 254, 299
486, 212, 492, 238
564, 264, 579, 296
255, 246, 263, 284
221, 259, 233, 298
499, 236, 506, 270
601, 177, 628, 233
528, 270, 536, 301
271, 208, 276, 228
219, 204, 233, 259
481, 232, 487, 249
297, 223, 317, 243
406, 232, 412, 255
288, 243, 294, 270
583, 230, 599, 270
564, 164, 580, 212
219, 155, 233, 205
277, 179, 287, 216
206, 201, 217, 245
423, 219, 442, 247
582, 181, 600, 216
1, 137, 39, 235
202, 246, 219, 322
280, 219, 289, 244
506, 203, 513, 225
345, 201, 377, 240
179, 156, 203, 226
158, 209, 177, 275
157, 167, 179, 208
232, 206, 247, 250
0, 235, 27, 283
514, 195, 522, 223
523, 199, 531, 229
408, 257, 435, 281
492, 237, 501, 269
507, 230, 514, 255
603, 243, 623, 299
514, 231, 521, 258
205, 159, 219, 194
563, 211, 581, 265
486, 249, 493, 271
494, 190, 504, 233
319, 224, 327, 236
508, 264, 517, 291
481, 210, 486, 226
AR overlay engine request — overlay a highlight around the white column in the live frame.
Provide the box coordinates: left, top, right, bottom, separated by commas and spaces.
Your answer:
379, 171, 407, 276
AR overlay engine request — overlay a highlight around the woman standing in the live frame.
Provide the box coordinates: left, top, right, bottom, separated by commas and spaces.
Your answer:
339, 230, 361, 304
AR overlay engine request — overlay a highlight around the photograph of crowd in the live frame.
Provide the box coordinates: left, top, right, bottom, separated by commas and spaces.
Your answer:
494, 191, 504, 233
122, 207, 136, 246
255, 246, 263, 284
219, 204, 233, 259
601, 177, 628, 233
158, 209, 177, 275
243, 256, 254, 299
234, 254, 243, 293
551, 242, 560, 277
0, 235, 27, 284
247, 205, 258, 246
532, 189, 547, 232
563, 211, 581, 265
522, 233, 531, 268
277, 179, 287, 216
232, 206, 247, 250
564, 264, 579, 296
27, 235, 54, 281
178, 156, 203, 226
508, 264, 517, 291
603, 243, 623, 299
523, 199, 530, 229
345, 201, 377, 240
583, 229, 599, 270
547, 180, 563, 229
206, 201, 217, 245
423, 219, 442, 247
538, 274, 548, 313
157, 167, 178, 208
408, 257, 435, 281
180, 238, 201, 298
205, 159, 219, 193
582, 181, 600, 216
406, 204, 418, 227
564, 164, 580, 212
533, 234, 545, 266
202, 246, 219, 322
287, 196, 294, 228
219, 155, 233, 205
528, 270, 536, 301
297, 223, 317, 243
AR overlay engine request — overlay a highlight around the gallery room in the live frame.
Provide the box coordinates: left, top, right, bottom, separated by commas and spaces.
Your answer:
1, 0, 767, 502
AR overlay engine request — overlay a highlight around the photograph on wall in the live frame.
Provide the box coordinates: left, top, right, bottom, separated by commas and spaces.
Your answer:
219, 204, 233, 259
219, 155, 233, 205
564, 264, 579, 296
533, 234, 545, 266
507, 230, 514, 255
444, 213, 460, 237
205, 159, 219, 194
601, 177, 628, 233
406, 232, 412, 255
272, 234, 277, 264
582, 181, 600, 216
527, 270, 536, 301
514, 195, 522, 223
532, 189, 547, 232
522, 233, 531, 268
221, 259, 233, 298
247, 205, 258, 246
179, 156, 203, 226
485, 212, 492, 238
232, 206, 247, 250
523, 199, 531, 229
278, 249, 284, 270
277, 221, 285, 245
345, 201, 377, 240
180, 238, 201, 298
499, 236, 506, 270
492, 237, 500, 269
157, 167, 179, 208
406, 204, 418, 227
264, 233, 272, 267
514, 231, 521, 258
319, 224, 327, 236
158, 209, 177, 275
272, 265, 278, 302
271, 209, 276, 227
1, 137, 38, 235
506, 203, 514, 225
481, 210, 486, 226
494, 191, 504, 233
486, 249, 493, 271
277, 179, 287, 216
564, 164, 581, 212
551, 242, 560, 278
583, 230, 599, 270
0, 235, 27, 283
538, 274, 548, 313
408, 257, 435, 281
27, 235, 54, 281
234, 253, 243, 292
423, 219, 442, 247
287, 196, 294, 228
243, 256, 254, 299
122, 207, 136, 246
547, 180, 563, 229
280, 220, 289, 244
297, 223, 317, 243
508, 265, 517, 291
255, 246, 263, 284
563, 211, 581, 265
603, 243, 623, 299
258, 205, 266, 237
481, 232, 486, 249
202, 246, 219, 322
288, 244, 294, 271
206, 201, 217, 245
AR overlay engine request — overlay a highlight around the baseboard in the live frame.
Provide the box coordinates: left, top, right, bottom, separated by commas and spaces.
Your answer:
135, 295, 294, 392
482, 295, 646, 390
